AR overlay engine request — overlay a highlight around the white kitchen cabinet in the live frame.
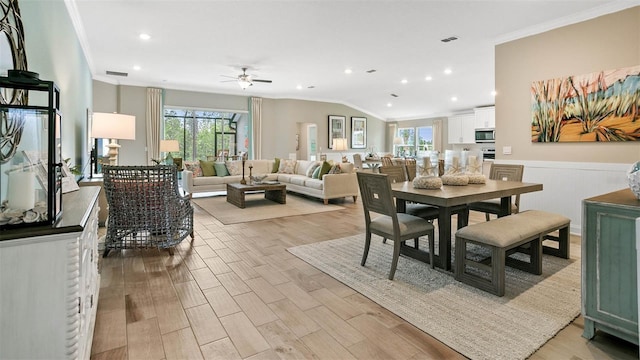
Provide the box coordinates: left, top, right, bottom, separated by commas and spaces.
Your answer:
448, 114, 475, 144
0, 187, 101, 360
474, 106, 495, 129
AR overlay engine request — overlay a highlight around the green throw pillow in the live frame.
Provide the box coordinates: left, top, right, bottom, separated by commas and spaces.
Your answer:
199, 160, 216, 176
213, 162, 230, 177
318, 161, 332, 179
272, 158, 281, 173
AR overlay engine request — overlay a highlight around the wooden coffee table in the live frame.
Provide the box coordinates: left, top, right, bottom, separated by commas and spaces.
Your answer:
226, 182, 287, 208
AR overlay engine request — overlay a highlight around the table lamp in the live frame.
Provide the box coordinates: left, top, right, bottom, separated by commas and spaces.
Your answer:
91, 112, 136, 166
393, 136, 404, 157
332, 138, 348, 163
160, 139, 180, 165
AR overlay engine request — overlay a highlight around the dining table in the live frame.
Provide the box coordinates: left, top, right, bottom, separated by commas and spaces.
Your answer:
363, 158, 382, 172
391, 179, 543, 271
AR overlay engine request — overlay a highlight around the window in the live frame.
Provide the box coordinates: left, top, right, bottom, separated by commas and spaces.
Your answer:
163, 108, 248, 161
396, 126, 433, 157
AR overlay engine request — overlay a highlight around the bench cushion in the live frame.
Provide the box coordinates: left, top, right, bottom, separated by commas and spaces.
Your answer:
456, 210, 569, 248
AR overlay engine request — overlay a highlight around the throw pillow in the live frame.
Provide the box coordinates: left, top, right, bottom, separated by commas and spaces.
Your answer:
272, 158, 281, 173
312, 165, 322, 179
317, 161, 332, 179
184, 161, 202, 178
278, 159, 296, 174
226, 160, 243, 176
328, 164, 342, 174
306, 163, 320, 178
213, 162, 230, 177
198, 160, 216, 177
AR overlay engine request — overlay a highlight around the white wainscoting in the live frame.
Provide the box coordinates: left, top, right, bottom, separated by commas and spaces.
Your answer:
497, 160, 631, 234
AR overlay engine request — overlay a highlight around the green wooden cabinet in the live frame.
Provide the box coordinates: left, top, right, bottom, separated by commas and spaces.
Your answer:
582, 189, 639, 345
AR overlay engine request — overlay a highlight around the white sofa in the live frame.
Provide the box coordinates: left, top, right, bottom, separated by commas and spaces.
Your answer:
182, 159, 359, 205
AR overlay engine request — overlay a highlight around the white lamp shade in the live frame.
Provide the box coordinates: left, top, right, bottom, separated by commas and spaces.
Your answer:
91, 112, 136, 140
160, 139, 180, 152
332, 138, 348, 151
393, 137, 404, 145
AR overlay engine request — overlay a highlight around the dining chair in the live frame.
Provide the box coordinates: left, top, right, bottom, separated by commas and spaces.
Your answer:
352, 153, 370, 172
468, 163, 525, 221
404, 158, 417, 181
356, 172, 435, 279
381, 156, 394, 167
379, 165, 406, 183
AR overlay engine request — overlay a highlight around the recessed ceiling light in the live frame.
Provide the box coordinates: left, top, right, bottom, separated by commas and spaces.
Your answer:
296, 85, 302, 90
133, 65, 141, 71
401, 79, 408, 84
425, 76, 433, 81
344, 68, 352, 74
139, 33, 151, 40
491, 90, 497, 96
444, 68, 452, 75
451, 96, 458, 102
387, 103, 393, 107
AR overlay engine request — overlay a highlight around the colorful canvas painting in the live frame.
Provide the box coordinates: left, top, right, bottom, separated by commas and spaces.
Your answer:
531, 65, 640, 142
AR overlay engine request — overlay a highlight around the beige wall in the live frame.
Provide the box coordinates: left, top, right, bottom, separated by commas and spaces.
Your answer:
495, 6, 640, 163
93, 82, 386, 163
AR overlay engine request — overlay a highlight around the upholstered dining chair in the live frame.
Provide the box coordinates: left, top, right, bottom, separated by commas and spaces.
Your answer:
352, 153, 370, 172
356, 172, 435, 279
102, 165, 194, 257
468, 163, 524, 221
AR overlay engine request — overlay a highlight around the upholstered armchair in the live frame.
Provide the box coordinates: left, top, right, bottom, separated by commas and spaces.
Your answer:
102, 165, 194, 256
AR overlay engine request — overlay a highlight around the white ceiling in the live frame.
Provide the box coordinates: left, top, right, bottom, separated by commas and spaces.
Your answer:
67, 0, 637, 121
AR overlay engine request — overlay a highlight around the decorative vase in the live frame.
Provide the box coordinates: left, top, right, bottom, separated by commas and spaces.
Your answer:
628, 161, 640, 199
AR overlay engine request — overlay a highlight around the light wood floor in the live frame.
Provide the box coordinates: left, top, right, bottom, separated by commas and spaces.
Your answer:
91, 194, 639, 360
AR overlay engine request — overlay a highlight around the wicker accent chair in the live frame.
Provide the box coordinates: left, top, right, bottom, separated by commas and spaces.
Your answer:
356, 172, 435, 279
468, 163, 524, 221
102, 165, 194, 257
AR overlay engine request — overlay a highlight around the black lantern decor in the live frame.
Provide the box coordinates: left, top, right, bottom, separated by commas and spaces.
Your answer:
0, 70, 63, 229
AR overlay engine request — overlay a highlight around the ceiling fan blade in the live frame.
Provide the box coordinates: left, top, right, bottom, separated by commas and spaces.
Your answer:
252, 79, 272, 83
220, 79, 237, 83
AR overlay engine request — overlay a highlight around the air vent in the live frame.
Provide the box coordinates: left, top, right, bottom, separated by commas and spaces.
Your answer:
366, 69, 377, 73
391, 93, 398, 97
307, 86, 315, 89
441, 36, 458, 43
106, 70, 128, 77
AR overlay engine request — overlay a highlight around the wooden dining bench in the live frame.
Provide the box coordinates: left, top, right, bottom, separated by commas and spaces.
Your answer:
454, 210, 570, 296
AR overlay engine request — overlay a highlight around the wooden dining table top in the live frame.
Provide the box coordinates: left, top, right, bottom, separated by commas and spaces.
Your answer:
391, 179, 543, 207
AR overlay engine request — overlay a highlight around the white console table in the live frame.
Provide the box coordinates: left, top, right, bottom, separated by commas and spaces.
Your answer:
0, 187, 101, 359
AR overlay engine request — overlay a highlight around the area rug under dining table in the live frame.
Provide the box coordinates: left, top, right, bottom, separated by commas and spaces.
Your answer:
288, 234, 581, 360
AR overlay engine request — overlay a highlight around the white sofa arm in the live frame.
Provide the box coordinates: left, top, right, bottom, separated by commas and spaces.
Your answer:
322, 172, 358, 198
182, 170, 194, 195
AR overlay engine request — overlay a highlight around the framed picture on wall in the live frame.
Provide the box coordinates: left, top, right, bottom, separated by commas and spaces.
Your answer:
351, 116, 366, 148
328, 115, 346, 149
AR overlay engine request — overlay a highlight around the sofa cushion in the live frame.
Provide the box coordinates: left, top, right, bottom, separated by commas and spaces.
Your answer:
226, 160, 243, 176
339, 162, 354, 173
304, 178, 324, 190
328, 164, 342, 174
272, 158, 281, 173
214, 162, 230, 176
278, 159, 296, 174
288, 175, 306, 186
312, 165, 322, 179
199, 160, 216, 176
276, 174, 296, 183
185, 161, 202, 178
296, 160, 316, 176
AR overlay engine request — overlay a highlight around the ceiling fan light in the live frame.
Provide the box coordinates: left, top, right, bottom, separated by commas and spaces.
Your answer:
238, 78, 251, 89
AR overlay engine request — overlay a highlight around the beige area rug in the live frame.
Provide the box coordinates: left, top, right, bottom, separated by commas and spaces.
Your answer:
192, 193, 345, 224
288, 235, 581, 360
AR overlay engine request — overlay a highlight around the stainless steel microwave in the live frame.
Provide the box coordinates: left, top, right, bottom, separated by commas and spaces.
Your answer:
475, 128, 495, 143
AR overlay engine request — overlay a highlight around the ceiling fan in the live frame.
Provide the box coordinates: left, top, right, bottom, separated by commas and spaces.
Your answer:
221, 67, 272, 90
